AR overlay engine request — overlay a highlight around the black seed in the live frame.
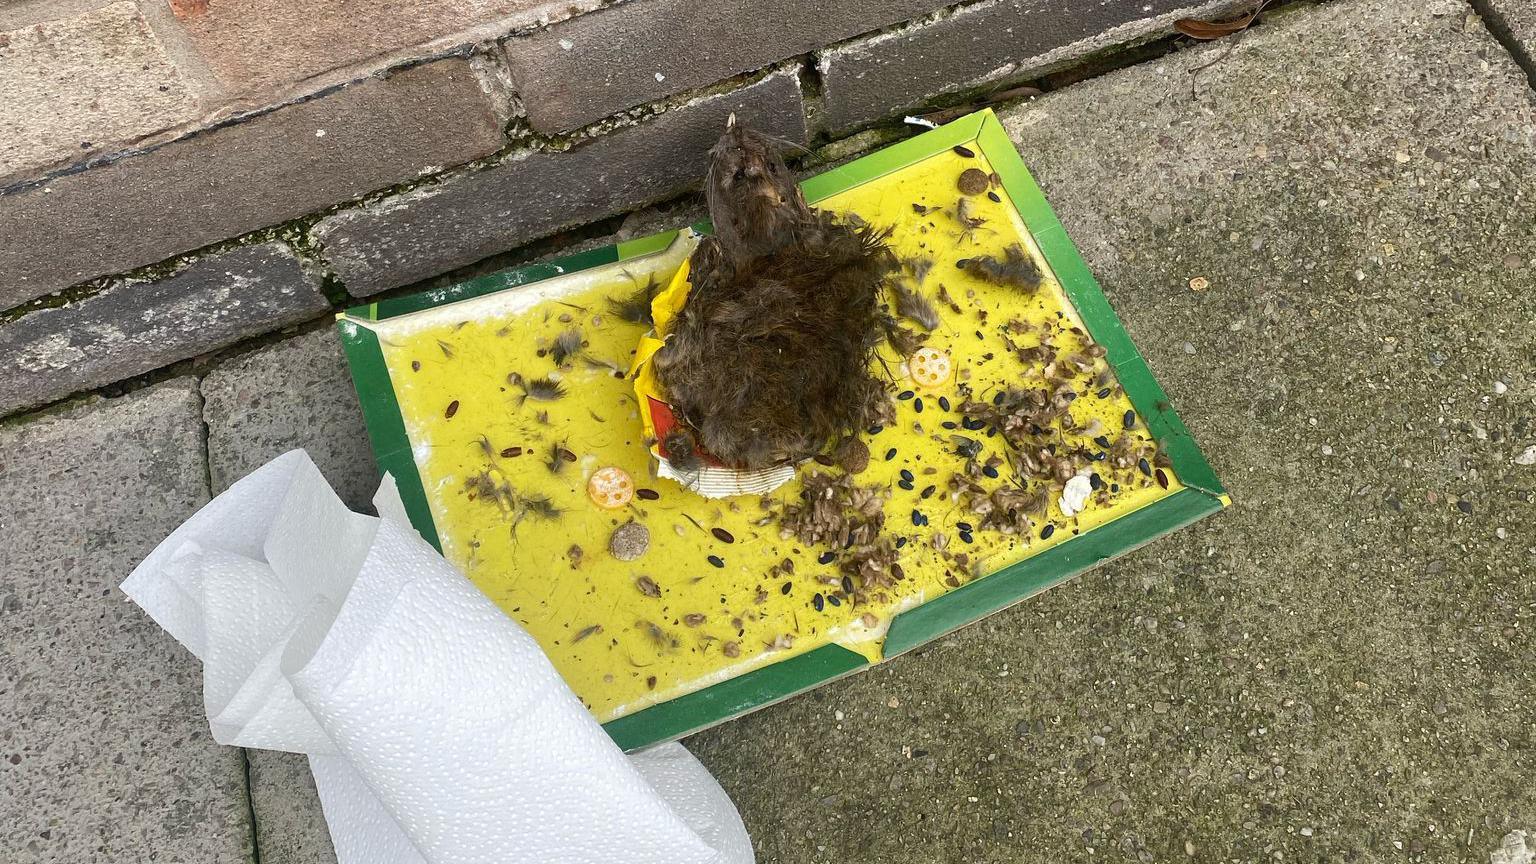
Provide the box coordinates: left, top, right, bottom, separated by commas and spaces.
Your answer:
841, 576, 854, 594
992, 392, 1005, 405
1090, 473, 1104, 490
818, 551, 836, 565
1090, 451, 1107, 461
1124, 410, 1137, 429
953, 144, 976, 158
886, 448, 898, 461
942, 421, 958, 430
987, 191, 1001, 203
962, 418, 986, 431
827, 594, 842, 607
445, 400, 460, 419
957, 521, 973, 532
636, 488, 660, 500
897, 390, 915, 400
813, 593, 825, 611
900, 469, 915, 482
1111, 483, 1121, 493
898, 479, 915, 491
781, 582, 793, 595
896, 536, 909, 548
960, 532, 974, 544
983, 465, 1000, 478
912, 509, 924, 526
920, 484, 936, 499
707, 555, 725, 568
987, 427, 998, 438
938, 396, 951, 411
1156, 468, 1170, 489
1096, 387, 1112, 399
914, 397, 924, 413
956, 258, 971, 270
1138, 458, 1152, 476
1094, 435, 1112, 449
1456, 500, 1472, 514
867, 425, 884, 435
1040, 524, 1056, 540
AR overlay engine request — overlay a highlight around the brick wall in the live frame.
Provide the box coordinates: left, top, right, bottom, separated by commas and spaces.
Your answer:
0, 0, 1240, 419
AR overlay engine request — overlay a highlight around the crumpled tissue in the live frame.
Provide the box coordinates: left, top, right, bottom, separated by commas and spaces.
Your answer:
121, 449, 753, 864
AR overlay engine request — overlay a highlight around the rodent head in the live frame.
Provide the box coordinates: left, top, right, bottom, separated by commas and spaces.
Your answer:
705, 116, 809, 262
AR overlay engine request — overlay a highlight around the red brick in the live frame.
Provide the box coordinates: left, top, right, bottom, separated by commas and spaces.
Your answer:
171, 0, 568, 98
0, 2, 201, 182
503, 0, 949, 133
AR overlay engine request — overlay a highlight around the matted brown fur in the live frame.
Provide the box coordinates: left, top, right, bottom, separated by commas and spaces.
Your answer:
652, 122, 896, 469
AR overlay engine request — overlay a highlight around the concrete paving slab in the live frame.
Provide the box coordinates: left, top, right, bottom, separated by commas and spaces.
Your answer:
247, 750, 335, 864
1487, 0, 1536, 60
202, 326, 380, 510
0, 380, 252, 863
688, 1, 1536, 861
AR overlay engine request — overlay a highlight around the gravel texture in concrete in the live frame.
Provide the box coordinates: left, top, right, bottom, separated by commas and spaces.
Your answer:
0, 380, 252, 864
202, 326, 380, 510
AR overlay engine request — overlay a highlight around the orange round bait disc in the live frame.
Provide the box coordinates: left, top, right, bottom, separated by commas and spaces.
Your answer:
908, 347, 954, 388
587, 466, 635, 509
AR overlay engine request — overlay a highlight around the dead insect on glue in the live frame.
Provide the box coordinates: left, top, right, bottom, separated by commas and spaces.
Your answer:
550, 328, 583, 368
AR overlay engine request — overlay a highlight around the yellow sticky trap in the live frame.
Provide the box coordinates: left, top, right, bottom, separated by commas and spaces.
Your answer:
345, 146, 1186, 724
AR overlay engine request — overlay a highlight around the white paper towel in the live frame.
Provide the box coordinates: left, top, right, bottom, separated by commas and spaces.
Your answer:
122, 450, 753, 864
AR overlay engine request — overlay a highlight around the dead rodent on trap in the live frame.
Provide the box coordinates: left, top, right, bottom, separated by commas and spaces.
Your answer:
652, 118, 899, 471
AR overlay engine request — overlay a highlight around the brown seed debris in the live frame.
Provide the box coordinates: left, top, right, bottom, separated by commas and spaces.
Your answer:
958, 168, 990, 196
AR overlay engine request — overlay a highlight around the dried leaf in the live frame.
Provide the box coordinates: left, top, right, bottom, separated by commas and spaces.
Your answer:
1174, 2, 1263, 39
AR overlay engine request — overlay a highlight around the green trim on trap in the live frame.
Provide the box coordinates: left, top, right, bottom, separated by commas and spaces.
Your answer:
337, 109, 1228, 751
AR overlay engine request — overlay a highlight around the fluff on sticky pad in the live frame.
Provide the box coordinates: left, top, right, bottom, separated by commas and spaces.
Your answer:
121, 450, 753, 864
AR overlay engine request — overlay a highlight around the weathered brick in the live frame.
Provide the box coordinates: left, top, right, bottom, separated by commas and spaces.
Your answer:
168, 0, 567, 98
818, 0, 1241, 132
502, 0, 948, 133
0, 57, 505, 310
316, 69, 806, 297
0, 2, 202, 183
0, 242, 327, 418
202, 327, 380, 511
0, 379, 252, 864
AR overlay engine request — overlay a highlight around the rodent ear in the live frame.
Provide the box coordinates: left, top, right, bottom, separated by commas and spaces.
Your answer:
725, 112, 737, 131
